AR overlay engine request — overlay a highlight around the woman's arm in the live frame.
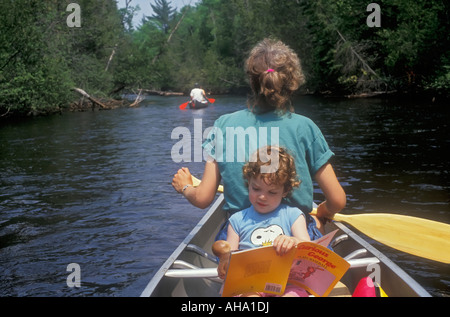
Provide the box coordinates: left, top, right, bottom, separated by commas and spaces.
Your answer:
314, 162, 347, 219
172, 160, 221, 209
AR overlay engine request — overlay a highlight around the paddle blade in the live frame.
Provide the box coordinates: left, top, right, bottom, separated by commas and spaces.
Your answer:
179, 101, 189, 110
191, 175, 201, 187
191, 175, 223, 193
333, 213, 450, 264
208, 98, 216, 104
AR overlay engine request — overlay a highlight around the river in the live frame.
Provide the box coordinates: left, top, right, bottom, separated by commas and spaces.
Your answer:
0, 95, 448, 297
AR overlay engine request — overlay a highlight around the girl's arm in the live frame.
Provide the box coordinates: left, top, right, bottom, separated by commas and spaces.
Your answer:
216, 224, 239, 280
291, 214, 311, 242
172, 160, 221, 209
226, 223, 240, 251
314, 162, 347, 220
273, 214, 310, 255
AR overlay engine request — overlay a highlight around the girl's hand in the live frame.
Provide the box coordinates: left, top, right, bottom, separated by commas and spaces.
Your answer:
212, 240, 231, 280
273, 235, 298, 256
172, 167, 193, 194
217, 254, 230, 280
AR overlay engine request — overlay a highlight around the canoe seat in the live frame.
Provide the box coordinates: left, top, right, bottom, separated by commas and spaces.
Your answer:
166, 260, 223, 283
186, 244, 219, 263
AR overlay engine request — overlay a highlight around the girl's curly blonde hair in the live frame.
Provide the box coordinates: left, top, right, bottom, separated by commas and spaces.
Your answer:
246, 38, 305, 113
243, 146, 301, 196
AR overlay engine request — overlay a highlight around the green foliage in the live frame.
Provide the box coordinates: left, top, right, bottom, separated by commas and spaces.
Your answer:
122, 0, 449, 96
1, 0, 448, 117
0, 0, 123, 116
0, 1, 73, 115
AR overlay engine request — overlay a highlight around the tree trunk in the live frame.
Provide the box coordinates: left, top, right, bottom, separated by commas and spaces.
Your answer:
73, 88, 109, 109
152, 8, 189, 65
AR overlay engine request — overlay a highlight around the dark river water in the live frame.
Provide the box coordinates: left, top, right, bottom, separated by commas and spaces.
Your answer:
0, 95, 448, 297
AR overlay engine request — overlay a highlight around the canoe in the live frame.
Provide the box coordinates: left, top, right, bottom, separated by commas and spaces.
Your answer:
140, 194, 431, 297
189, 100, 209, 109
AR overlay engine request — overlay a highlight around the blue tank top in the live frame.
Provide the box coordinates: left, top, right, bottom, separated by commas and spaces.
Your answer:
229, 204, 303, 250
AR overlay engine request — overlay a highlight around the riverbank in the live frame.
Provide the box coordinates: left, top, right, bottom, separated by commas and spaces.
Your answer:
1, 87, 448, 123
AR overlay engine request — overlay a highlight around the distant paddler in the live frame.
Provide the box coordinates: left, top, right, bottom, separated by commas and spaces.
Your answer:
189, 83, 209, 109
179, 83, 215, 110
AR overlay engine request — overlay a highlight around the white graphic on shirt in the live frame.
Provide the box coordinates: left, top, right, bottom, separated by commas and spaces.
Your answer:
251, 225, 284, 247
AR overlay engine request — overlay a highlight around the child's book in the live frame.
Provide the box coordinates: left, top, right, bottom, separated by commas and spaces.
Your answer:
221, 230, 350, 297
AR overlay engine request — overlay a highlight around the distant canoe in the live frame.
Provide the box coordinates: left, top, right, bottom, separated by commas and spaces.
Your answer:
189, 100, 209, 109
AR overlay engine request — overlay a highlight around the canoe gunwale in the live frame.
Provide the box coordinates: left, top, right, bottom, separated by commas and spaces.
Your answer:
331, 221, 431, 297
140, 195, 225, 297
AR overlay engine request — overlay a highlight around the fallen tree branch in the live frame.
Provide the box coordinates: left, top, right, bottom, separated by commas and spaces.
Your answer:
344, 90, 397, 98
219, 77, 240, 86
130, 89, 144, 107
1, 107, 11, 117
105, 44, 118, 72
72, 88, 109, 109
141, 89, 183, 96
334, 29, 381, 80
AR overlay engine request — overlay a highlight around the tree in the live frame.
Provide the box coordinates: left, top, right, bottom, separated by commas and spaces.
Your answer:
118, 0, 140, 32
0, 0, 127, 117
147, 0, 177, 33
375, 0, 449, 92
0, 1, 73, 116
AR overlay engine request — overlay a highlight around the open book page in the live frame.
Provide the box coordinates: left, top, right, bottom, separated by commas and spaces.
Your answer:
314, 229, 339, 247
287, 242, 350, 297
221, 230, 349, 297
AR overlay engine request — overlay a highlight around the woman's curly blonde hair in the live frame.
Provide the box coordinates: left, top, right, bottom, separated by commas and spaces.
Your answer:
246, 38, 305, 113
242, 146, 301, 197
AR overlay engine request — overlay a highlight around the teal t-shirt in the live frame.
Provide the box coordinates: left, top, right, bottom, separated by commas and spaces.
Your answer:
203, 109, 333, 214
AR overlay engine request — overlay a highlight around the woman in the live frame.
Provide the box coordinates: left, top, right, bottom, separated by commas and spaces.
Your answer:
172, 38, 346, 240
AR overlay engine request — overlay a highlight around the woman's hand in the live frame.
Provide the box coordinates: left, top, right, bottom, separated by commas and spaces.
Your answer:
172, 161, 220, 209
316, 201, 335, 222
172, 167, 193, 194
273, 235, 298, 256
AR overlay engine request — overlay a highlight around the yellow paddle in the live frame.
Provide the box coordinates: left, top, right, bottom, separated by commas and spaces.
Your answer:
192, 175, 450, 263
191, 175, 224, 193
311, 210, 450, 264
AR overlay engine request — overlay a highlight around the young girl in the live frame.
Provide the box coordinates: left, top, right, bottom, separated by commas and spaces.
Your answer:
219, 146, 310, 297
172, 38, 346, 241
